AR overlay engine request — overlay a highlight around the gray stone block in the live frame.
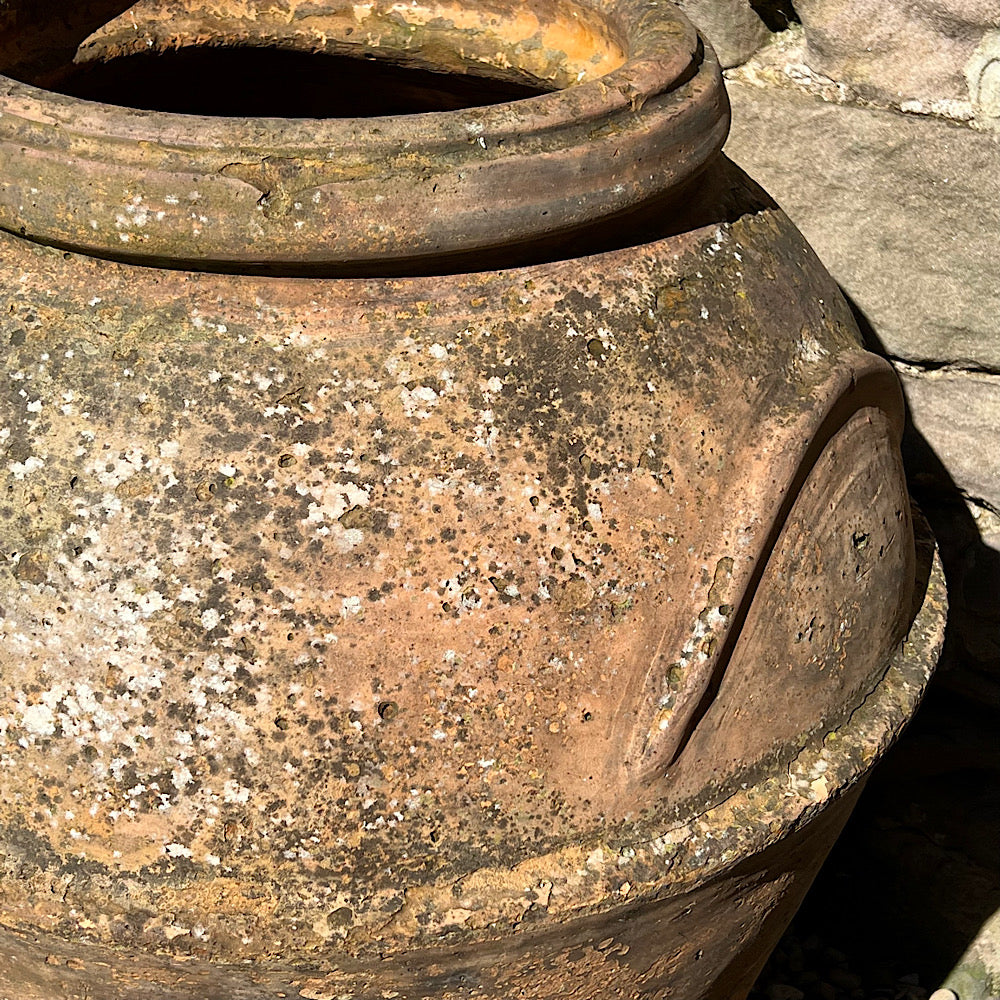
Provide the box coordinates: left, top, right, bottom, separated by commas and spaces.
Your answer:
900, 370, 1000, 509
724, 81, 1000, 368
796, 0, 1000, 120
724, 79, 1000, 507
677, 0, 771, 68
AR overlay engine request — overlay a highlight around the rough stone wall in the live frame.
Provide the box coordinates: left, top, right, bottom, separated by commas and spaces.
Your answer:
675, 0, 770, 67
796, 0, 1000, 126
687, 4, 1000, 998
686, 0, 1000, 124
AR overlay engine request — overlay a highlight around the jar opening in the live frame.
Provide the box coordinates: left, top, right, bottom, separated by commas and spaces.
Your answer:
46, 45, 554, 118
2, 0, 626, 115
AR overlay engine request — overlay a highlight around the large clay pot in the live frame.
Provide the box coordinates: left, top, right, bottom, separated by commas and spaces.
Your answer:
0, 3, 945, 998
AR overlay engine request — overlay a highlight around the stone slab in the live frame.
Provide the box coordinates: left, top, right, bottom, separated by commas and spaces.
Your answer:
677, 0, 770, 68
900, 369, 1000, 509
724, 79, 1000, 370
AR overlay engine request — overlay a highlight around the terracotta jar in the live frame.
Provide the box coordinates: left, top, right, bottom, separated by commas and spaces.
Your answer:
0, 3, 945, 998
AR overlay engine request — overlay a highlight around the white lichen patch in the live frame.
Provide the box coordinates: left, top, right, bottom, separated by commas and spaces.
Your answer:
795, 333, 830, 364
302, 479, 370, 524
340, 596, 363, 618
20, 703, 56, 737
400, 384, 439, 419
200, 608, 222, 631
9, 454, 44, 480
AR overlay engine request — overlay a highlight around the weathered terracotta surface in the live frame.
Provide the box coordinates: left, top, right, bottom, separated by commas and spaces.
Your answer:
0, 2, 944, 997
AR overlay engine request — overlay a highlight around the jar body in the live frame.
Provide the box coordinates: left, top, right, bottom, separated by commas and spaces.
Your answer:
0, 155, 944, 999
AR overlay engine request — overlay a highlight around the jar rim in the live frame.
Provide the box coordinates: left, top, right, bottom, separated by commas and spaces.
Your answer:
0, 0, 729, 273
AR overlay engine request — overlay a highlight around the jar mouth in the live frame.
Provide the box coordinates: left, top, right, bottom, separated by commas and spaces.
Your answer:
15, 0, 628, 115
0, 0, 729, 275
41, 47, 557, 119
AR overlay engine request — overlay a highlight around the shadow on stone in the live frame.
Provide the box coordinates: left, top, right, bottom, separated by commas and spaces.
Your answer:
749, 0, 801, 32
751, 291, 1000, 999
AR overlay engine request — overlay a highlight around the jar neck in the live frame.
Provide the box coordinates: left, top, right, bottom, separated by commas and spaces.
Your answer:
0, 0, 729, 276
